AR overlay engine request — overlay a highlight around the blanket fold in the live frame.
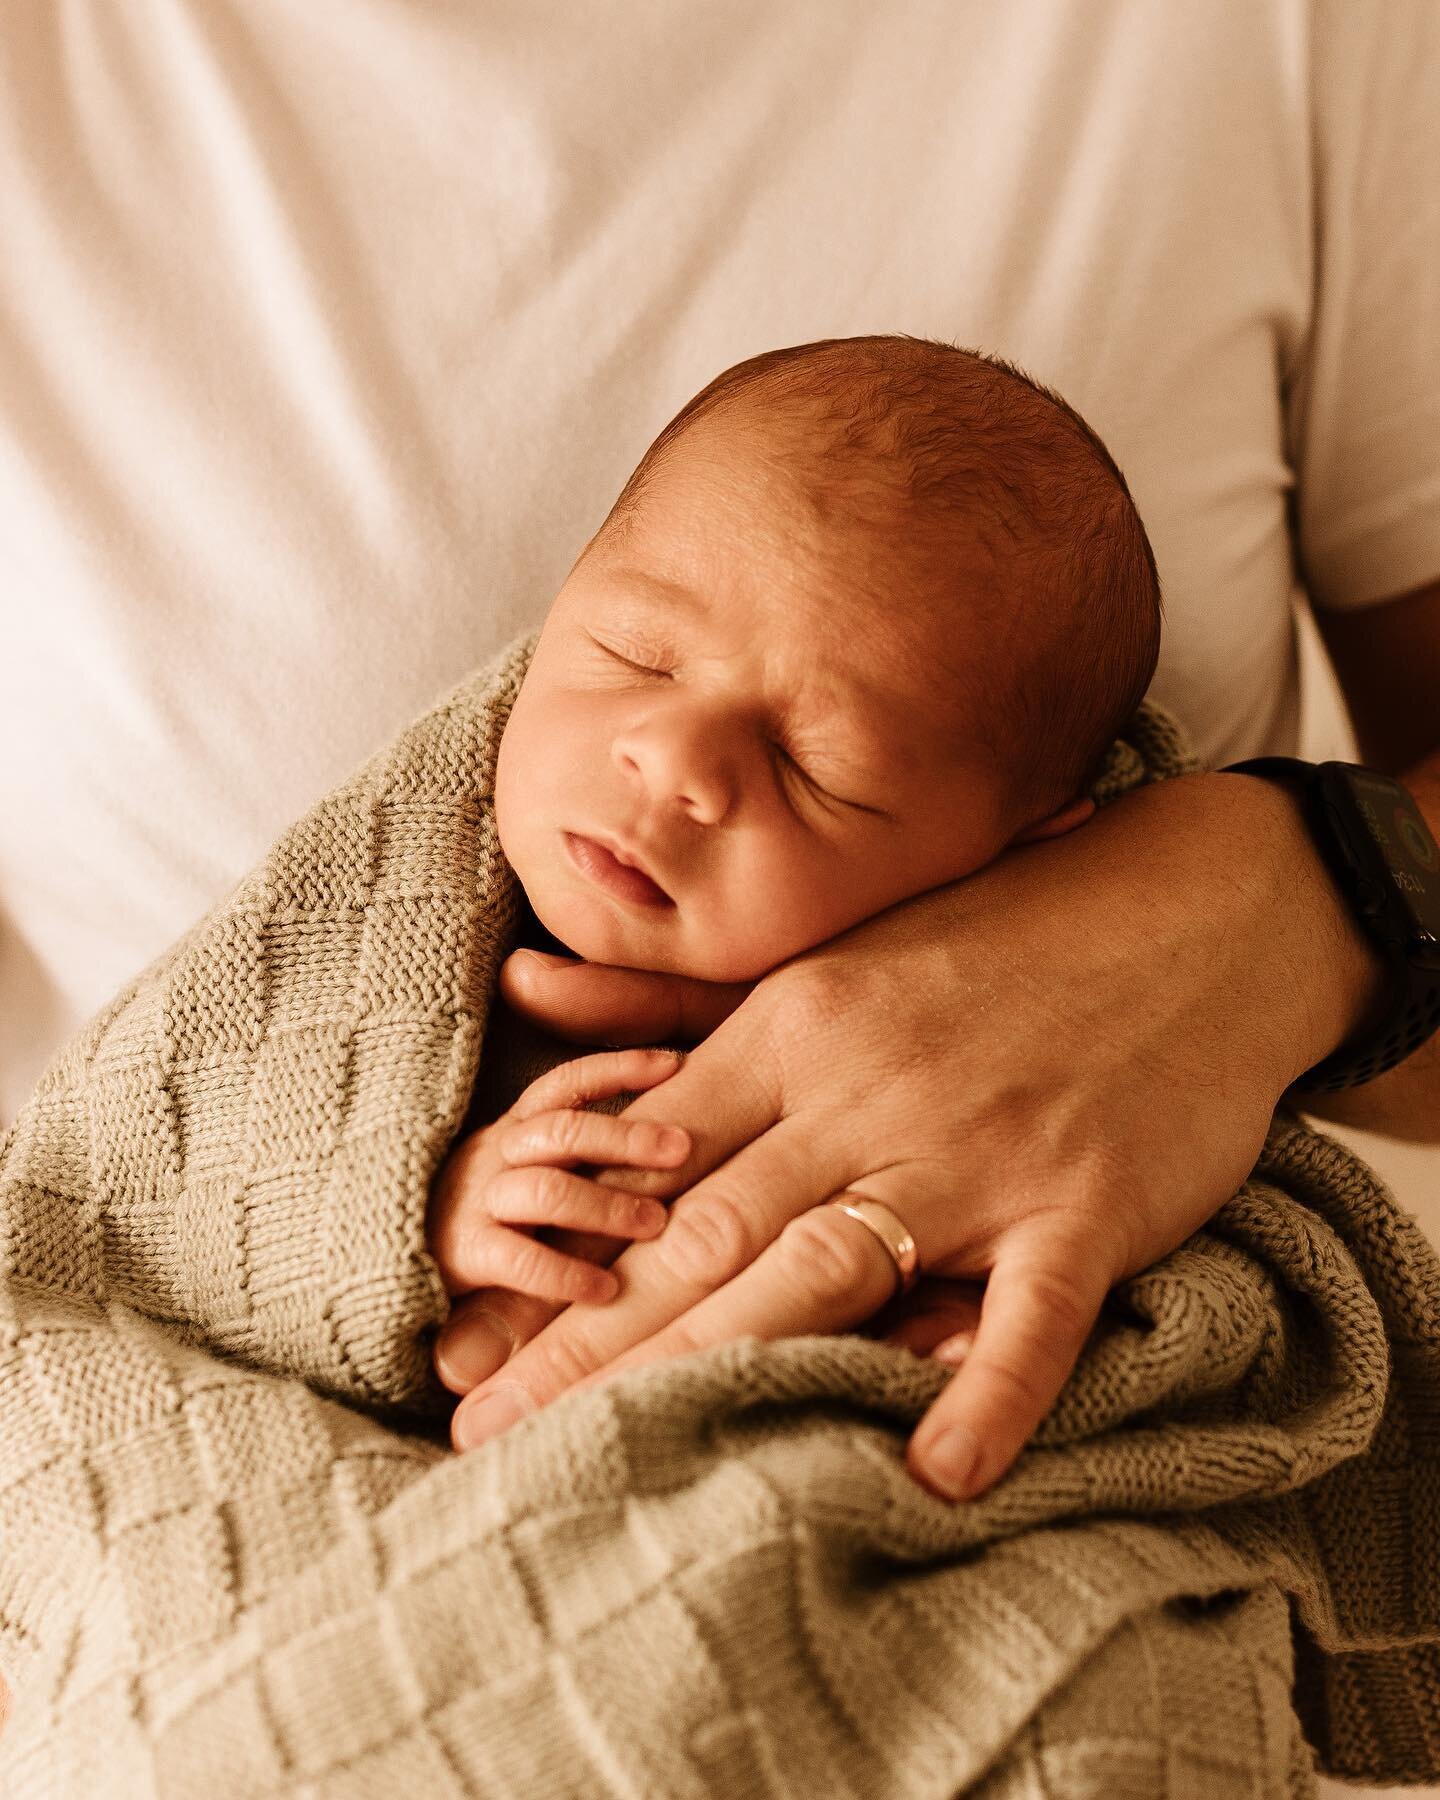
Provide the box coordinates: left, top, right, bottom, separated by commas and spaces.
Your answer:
1, 633, 1437, 1798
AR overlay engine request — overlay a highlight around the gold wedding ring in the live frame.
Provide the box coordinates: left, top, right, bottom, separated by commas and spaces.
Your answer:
824, 1193, 920, 1298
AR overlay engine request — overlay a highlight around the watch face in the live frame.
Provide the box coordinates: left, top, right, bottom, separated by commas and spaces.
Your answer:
1399, 809, 1439, 872
1333, 767, 1440, 963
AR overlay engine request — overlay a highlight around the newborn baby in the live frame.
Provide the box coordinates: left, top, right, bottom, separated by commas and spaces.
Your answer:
436, 332, 1162, 1338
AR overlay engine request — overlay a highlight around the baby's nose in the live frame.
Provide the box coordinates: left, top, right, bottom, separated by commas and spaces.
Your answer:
614, 720, 735, 825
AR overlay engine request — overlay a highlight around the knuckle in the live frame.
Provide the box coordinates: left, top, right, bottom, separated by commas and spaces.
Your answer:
601, 1189, 644, 1232
434, 1131, 493, 1215
652, 1192, 753, 1286
542, 1107, 589, 1155
519, 1058, 586, 1113
1043, 1249, 1103, 1320
471, 1167, 519, 1221
560, 1053, 614, 1104
1020, 1252, 1102, 1344
777, 961, 853, 1037
969, 1349, 1053, 1418
526, 1165, 573, 1212
775, 1208, 883, 1303
525, 1324, 611, 1396
489, 1119, 524, 1165
1062, 1160, 1140, 1270
504, 1235, 558, 1292
454, 1219, 504, 1286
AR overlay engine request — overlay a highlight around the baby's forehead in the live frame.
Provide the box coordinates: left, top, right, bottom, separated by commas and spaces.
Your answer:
671, 399, 1022, 603
588, 538, 990, 787
588, 396, 1031, 732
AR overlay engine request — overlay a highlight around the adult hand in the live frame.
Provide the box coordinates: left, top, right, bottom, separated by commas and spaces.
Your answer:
431, 772, 1385, 1500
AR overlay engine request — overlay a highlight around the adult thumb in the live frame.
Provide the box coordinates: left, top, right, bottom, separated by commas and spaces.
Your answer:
499, 949, 751, 1045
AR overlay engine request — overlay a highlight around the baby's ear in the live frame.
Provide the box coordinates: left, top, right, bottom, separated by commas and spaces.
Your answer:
1009, 794, 1096, 847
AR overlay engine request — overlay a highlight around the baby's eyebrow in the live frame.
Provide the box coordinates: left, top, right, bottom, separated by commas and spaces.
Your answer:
606, 567, 710, 616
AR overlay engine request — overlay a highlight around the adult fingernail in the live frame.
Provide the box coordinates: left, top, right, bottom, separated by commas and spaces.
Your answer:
454, 1383, 535, 1450
922, 1426, 981, 1500
436, 1309, 517, 1391
519, 950, 575, 970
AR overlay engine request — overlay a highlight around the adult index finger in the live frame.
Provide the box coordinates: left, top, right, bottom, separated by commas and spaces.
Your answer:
500, 952, 752, 1046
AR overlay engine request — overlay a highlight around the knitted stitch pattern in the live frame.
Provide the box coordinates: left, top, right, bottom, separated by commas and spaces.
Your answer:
0, 634, 1436, 1797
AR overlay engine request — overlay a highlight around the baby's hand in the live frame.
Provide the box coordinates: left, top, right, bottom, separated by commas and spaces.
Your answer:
427, 1049, 689, 1394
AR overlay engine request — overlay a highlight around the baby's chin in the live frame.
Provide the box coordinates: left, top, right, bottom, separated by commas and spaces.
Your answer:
527, 884, 784, 985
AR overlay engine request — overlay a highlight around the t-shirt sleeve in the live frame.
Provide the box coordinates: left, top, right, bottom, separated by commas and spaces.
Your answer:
1283, 0, 1440, 612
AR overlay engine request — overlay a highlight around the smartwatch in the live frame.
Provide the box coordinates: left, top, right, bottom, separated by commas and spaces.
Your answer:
1223, 758, 1440, 1093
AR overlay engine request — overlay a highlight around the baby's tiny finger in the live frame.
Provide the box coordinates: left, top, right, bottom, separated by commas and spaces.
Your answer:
499, 1106, 690, 1172
485, 1166, 669, 1241
477, 1223, 622, 1306
510, 1048, 686, 1121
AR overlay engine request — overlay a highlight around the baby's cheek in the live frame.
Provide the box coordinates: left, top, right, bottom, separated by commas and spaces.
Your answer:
684, 859, 843, 984
491, 726, 531, 868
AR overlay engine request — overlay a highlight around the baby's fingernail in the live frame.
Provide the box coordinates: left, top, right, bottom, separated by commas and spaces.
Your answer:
921, 1426, 981, 1500
454, 1383, 535, 1450
436, 1309, 517, 1391
637, 1199, 668, 1234
932, 1331, 973, 1366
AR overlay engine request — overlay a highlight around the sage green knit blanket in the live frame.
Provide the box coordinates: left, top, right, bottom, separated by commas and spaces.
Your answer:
1, 634, 1437, 1798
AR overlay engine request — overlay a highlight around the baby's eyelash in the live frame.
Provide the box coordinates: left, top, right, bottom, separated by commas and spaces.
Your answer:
775, 743, 842, 807
777, 742, 886, 818
588, 634, 672, 677
588, 636, 882, 819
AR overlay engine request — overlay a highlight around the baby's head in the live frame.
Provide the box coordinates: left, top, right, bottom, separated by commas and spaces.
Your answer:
497, 335, 1161, 982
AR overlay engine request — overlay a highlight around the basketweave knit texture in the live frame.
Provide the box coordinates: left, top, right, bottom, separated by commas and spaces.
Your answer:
0, 632, 1437, 1797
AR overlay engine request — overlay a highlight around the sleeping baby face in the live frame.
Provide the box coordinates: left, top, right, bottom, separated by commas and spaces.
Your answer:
495, 409, 1094, 984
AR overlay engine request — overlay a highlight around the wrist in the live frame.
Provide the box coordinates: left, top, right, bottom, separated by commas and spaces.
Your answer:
1209, 772, 1390, 1085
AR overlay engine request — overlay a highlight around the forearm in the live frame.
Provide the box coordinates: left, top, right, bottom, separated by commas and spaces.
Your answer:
1292, 746, 1440, 1143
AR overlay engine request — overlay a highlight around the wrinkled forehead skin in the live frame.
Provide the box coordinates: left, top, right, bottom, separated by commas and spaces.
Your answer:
581, 407, 1014, 774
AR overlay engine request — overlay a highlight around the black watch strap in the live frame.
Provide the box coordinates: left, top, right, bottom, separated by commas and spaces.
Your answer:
1223, 756, 1440, 1093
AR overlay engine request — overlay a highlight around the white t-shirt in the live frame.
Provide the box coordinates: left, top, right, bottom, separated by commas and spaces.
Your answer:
2, 0, 1438, 1122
